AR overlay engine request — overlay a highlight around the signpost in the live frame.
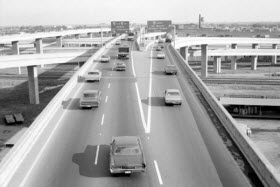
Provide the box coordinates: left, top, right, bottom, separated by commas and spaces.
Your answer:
147, 20, 172, 33
111, 21, 130, 36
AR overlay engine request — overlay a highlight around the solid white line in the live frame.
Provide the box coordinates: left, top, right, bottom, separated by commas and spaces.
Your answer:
101, 114, 105, 125
105, 96, 108, 103
108, 83, 111, 88
147, 45, 154, 133
134, 83, 148, 133
94, 145, 100, 165
131, 41, 136, 77
154, 160, 163, 185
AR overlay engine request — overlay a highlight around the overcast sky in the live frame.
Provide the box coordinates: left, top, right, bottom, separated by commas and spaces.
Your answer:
1, 0, 280, 26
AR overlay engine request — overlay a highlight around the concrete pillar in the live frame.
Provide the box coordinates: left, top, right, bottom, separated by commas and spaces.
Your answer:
27, 66, 39, 104
213, 56, 222, 73
56, 36, 63, 47
201, 44, 208, 77
251, 56, 258, 70
75, 34, 80, 39
252, 43, 259, 49
231, 43, 237, 49
87, 33, 93, 38
180, 46, 188, 61
12, 41, 22, 74
272, 44, 278, 64
35, 38, 44, 68
231, 56, 237, 70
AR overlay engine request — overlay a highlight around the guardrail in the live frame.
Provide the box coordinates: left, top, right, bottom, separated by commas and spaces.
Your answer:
168, 44, 280, 187
0, 35, 122, 186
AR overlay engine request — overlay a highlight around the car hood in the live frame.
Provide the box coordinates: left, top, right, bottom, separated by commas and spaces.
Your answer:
112, 154, 144, 166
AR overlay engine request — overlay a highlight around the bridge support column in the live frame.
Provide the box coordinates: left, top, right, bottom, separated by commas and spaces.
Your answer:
75, 34, 80, 39
251, 56, 258, 70
27, 65, 39, 104
35, 38, 44, 68
180, 46, 188, 62
201, 44, 208, 77
272, 44, 278, 64
12, 41, 22, 74
213, 56, 221, 73
56, 36, 63, 47
231, 56, 237, 70
87, 33, 93, 38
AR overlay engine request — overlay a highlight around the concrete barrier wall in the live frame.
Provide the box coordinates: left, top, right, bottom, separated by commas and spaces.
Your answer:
169, 44, 280, 187
0, 35, 122, 187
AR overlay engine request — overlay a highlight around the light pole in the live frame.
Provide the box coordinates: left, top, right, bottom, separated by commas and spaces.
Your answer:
173, 25, 176, 48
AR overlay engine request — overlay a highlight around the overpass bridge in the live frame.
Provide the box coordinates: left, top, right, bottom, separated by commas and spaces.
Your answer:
0, 32, 279, 186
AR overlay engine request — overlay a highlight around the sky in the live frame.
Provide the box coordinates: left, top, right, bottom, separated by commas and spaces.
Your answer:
1, 0, 280, 26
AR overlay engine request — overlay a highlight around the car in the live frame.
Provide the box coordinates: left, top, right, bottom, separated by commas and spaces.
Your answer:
115, 61, 126, 71
164, 65, 177, 74
100, 55, 110, 63
115, 40, 121, 45
164, 89, 182, 105
110, 136, 146, 174
156, 46, 161, 51
157, 52, 165, 59
158, 39, 164, 43
85, 69, 102, 82
80, 90, 101, 108
160, 44, 164, 48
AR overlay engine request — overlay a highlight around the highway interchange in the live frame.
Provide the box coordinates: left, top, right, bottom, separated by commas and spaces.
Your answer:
5, 39, 257, 187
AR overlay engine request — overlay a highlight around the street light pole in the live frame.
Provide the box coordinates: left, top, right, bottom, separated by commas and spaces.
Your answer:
173, 25, 176, 48
100, 26, 103, 47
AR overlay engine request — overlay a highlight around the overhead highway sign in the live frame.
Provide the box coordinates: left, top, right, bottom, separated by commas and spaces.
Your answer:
111, 21, 130, 35
147, 20, 172, 33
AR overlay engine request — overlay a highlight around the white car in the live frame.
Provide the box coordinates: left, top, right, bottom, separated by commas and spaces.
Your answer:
100, 55, 110, 63
80, 90, 101, 108
157, 52, 165, 59
115, 40, 121, 45
164, 89, 182, 105
85, 70, 102, 82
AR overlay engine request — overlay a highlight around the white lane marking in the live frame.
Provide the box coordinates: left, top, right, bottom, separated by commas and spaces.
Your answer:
105, 96, 108, 103
147, 47, 153, 133
131, 41, 136, 77
108, 83, 111, 88
101, 114, 105, 125
154, 160, 163, 185
94, 145, 100, 165
134, 83, 148, 133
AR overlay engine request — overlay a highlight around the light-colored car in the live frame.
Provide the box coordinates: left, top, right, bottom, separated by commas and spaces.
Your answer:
100, 55, 110, 63
156, 46, 161, 51
157, 52, 165, 59
115, 40, 121, 45
85, 70, 102, 82
164, 89, 182, 105
158, 38, 164, 43
110, 136, 146, 174
80, 90, 101, 108
164, 65, 177, 74
115, 61, 126, 71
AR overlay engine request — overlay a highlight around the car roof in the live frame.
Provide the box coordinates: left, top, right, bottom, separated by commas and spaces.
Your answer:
83, 90, 99, 94
113, 136, 139, 146
166, 89, 180, 93
165, 64, 175, 67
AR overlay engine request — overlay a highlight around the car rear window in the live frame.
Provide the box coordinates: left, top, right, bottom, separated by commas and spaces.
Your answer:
114, 146, 141, 155
88, 72, 99, 75
84, 93, 97, 97
167, 92, 179, 96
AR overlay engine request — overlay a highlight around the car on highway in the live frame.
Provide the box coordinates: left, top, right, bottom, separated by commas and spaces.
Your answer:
100, 55, 110, 63
110, 136, 146, 174
80, 90, 101, 108
115, 40, 121, 45
157, 52, 165, 59
114, 61, 126, 71
164, 65, 177, 74
158, 39, 164, 43
156, 46, 161, 51
85, 70, 102, 82
164, 89, 182, 105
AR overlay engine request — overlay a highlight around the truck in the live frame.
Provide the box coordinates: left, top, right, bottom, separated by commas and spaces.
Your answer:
118, 46, 130, 59
127, 32, 135, 41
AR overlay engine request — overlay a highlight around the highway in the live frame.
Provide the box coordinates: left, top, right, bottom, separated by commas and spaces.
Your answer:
2, 39, 255, 187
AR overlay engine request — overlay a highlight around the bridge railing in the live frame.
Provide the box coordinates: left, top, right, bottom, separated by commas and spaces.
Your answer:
169, 44, 280, 187
0, 35, 122, 186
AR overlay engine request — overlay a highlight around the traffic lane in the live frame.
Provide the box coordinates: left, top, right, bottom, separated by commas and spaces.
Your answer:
166, 45, 251, 186
141, 75, 223, 187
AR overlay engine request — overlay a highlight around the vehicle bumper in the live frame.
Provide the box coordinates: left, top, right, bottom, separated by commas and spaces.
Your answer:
110, 167, 145, 174
165, 100, 182, 105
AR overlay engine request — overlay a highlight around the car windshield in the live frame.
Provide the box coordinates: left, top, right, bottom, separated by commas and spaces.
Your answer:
114, 146, 141, 155
101, 55, 108, 58
167, 92, 179, 96
88, 72, 99, 75
84, 93, 97, 97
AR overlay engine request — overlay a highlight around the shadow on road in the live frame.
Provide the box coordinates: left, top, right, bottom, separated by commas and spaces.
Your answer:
72, 145, 113, 178
141, 97, 165, 107
62, 98, 81, 110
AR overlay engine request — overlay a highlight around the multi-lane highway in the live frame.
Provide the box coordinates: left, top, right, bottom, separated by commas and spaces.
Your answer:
3, 39, 253, 187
